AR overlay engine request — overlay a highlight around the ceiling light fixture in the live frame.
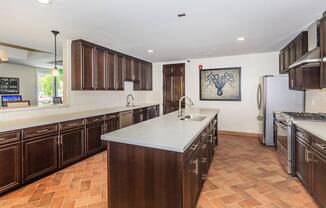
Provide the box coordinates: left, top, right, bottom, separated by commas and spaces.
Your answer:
147, 49, 154, 53
177, 13, 186, 17
37, 0, 52, 5
0, 49, 9, 63
237, 37, 246, 42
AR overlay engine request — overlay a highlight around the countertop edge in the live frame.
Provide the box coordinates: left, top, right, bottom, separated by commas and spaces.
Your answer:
293, 121, 326, 142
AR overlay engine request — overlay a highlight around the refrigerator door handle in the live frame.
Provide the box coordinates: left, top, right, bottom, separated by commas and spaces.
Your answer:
257, 84, 262, 110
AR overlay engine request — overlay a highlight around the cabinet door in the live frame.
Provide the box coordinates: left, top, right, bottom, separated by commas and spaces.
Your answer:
23, 136, 58, 182
103, 119, 119, 149
140, 61, 147, 90
86, 123, 103, 156
147, 107, 156, 120
106, 52, 115, 90
145, 63, 153, 90
0, 142, 21, 194
289, 43, 296, 66
279, 51, 285, 73
183, 152, 200, 208
60, 128, 85, 168
295, 138, 311, 190
82, 44, 95, 90
95, 47, 106, 90
133, 60, 141, 90
115, 55, 124, 90
289, 68, 296, 89
320, 16, 326, 88
284, 47, 290, 72
311, 151, 326, 207
125, 57, 132, 81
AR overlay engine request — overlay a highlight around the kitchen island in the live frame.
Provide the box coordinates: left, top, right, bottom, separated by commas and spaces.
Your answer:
101, 108, 219, 208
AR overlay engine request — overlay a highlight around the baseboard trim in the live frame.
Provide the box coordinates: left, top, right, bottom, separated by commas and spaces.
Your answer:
219, 130, 262, 139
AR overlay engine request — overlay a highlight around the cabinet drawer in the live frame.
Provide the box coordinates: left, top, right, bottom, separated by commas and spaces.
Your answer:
23, 124, 58, 139
0, 131, 20, 145
60, 119, 85, 131
105, 113, 119, 121
184, 136, 201, 162
86, 115, 104, 125
312, 139, 326, 156
296, 129, 311, 144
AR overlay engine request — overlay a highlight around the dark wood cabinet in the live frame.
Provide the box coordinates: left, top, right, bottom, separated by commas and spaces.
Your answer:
133, 108, 148, 124
147, 105, 159, 120
295, 136, 311, 189
72, 39, 153, 91
163, 64, 185, 114
86, 122, 104, 156
60, 127, 85, 168
295, 127, 326, 207
23, 135, 58, 182
95, 47, 106, 90
125, 57, 133, 81
279, 50, 285, 73
103, 114, 120, 149
115, 55, 124, 90
320, 16, 326, 88
106, 51, 115, 90
0, 141, 21, 194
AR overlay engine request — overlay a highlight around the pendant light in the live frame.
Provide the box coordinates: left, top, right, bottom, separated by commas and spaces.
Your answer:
51, 30, 59, 77
0, 49, 9, 63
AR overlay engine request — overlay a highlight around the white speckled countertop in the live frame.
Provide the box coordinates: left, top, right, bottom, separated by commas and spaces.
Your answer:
293, 121, 326, 142
0, 103, 159, 133
101, 108, 219, 153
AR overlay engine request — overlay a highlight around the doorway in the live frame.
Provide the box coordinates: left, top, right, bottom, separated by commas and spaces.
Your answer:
162, 63, 185, 114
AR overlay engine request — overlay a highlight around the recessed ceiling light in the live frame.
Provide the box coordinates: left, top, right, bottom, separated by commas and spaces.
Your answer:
237, 37, 246, 42
147, 49, 154, 53
37, 0, 52, 5
177, 13, 186, 18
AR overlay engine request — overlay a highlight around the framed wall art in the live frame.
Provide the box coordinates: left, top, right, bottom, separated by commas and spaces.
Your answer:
200, 67, 241, 101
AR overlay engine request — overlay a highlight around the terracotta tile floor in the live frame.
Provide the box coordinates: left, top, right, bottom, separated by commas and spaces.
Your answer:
0, 135, 318, 208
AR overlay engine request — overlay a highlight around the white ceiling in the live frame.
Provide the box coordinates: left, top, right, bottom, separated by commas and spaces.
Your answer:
0, 0, 325, 62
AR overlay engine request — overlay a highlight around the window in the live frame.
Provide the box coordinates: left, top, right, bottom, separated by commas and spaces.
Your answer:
37, 68, 63, 105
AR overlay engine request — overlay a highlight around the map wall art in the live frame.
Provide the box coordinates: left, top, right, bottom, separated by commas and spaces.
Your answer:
200, 67, 241, 101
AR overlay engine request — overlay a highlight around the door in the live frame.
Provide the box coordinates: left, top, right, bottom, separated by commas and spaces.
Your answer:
23, 135, 58, 182
82, 43, 95, 90
311, 150, 326, 207
295, 138, 311, 190
0, 142, 21, 194
106, 52, 115, 90
320, 16, 326, 88
60, 128, 85, 168
163, 63, 185, 114
95, 47, 106, 90
86, 123, 103, 156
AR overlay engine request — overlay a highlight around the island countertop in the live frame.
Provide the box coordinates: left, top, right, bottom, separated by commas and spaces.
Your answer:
293, 120, 326, 142
101, 108, 219, 153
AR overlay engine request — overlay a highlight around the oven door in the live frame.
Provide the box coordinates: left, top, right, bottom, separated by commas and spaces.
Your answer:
275, 120, 292, 174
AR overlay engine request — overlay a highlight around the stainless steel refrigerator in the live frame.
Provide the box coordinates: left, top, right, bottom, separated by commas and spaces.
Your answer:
257, 75, 304, 146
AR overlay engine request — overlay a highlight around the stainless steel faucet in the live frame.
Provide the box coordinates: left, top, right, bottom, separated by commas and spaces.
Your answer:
177, 96, 194, 117
126, 94, 135, 107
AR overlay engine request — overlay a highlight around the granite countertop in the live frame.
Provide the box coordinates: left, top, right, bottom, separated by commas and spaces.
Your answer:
101, 108, 220, 153
293, 120, 326, 142
0, 103, 160, 133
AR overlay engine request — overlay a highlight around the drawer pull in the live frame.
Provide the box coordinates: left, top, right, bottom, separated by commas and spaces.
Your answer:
189, 143, 199, 151
93, 119, 100, 122
202, 132, 207, 137
315, 143, 326, 150
202, 174, 207, 181
36, 129, 49, 133
192, 159, 199, 176
201, 158, 207, 164
208, 135, 213, 143
201, 144, 207, 149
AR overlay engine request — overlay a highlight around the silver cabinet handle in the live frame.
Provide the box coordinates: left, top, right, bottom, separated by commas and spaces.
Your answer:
36, 129, 49, 133
201, 158, 207, 164
201, 144, 207, 149
315, 143, 326, 150
189, 143, 199, 151
202, 174, 207, 181
208, 135, 213, 143
192, 159, 199, 176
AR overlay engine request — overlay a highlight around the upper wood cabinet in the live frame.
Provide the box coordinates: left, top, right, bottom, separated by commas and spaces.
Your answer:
72, 39, 153, 91
320, 16, 326, 88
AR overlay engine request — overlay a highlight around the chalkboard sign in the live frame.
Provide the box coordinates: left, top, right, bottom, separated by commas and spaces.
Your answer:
0, 77, 20, 94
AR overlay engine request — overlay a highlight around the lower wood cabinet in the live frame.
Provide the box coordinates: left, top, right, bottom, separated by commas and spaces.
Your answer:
86, 123, 104, 156
60, 128, 85, 168
23, 135, 58, 182
295, 127, 326, 207
0, 142, 21, 194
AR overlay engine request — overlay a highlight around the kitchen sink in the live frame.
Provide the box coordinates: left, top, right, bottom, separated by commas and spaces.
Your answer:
180, 114, 207, 121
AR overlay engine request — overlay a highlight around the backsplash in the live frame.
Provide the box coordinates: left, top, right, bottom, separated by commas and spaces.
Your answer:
305, 89, 326, 113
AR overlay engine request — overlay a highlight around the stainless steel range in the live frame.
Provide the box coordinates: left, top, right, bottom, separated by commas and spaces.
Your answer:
274, 112, 326, 176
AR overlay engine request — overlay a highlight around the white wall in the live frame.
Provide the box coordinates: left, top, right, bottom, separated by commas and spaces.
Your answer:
305, 89, 326, 113
0, 63, 37, 105
154, 52, 279, 134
